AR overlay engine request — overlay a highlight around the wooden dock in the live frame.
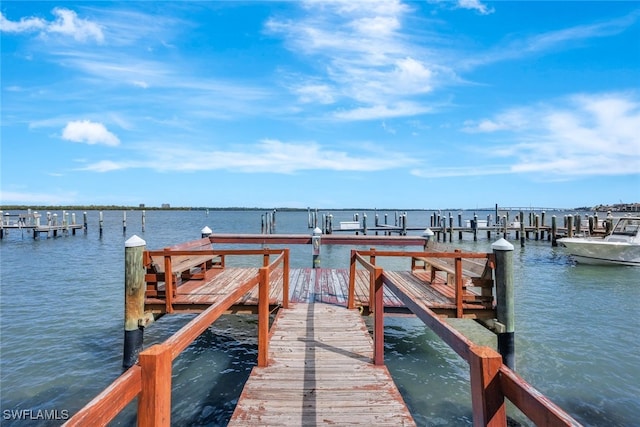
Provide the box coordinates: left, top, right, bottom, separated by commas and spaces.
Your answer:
0, 210, 85, 239
65, 234, 580, 427
229, 303, 415, 426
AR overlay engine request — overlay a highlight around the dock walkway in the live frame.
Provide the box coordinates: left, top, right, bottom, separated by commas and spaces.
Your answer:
229, 302, 415, 426
65, 236, 580, 427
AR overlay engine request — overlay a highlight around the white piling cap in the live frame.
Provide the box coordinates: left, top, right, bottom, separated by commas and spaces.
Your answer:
313, 227, 322, 235
491, 238, 514, 251
201, 226, 212, 234
125, 235, 146, 247
422, 228, 434, 237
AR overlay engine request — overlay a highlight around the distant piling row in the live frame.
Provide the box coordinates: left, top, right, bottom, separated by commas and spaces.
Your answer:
305, 207, 615, 247
0, 210, 148, 240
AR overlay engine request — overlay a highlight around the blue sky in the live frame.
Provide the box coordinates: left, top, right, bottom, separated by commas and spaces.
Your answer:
1, 1, 639, 209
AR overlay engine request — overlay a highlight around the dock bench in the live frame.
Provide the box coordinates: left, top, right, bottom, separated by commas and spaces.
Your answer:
411, 252, 494, 307
144, 238, 223, 298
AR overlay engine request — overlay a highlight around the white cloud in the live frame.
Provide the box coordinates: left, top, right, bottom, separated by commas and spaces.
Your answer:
0, 8, 103, 43
460, 10, 640, 69
79, 139, 418, 174
294, 84, 335, 104
132, 81, 149, 89
48, 8, 104, 43
411, 165, 509, 178
462, 92, 640, 177
62, 120, 120, 146
81, 160, 127, 172
350, 15, 401, 35
0, 13, 46, 32
455, 0, 494, 15
462, 110, 528, 133
333, 102, 432, 121
265, 1, 451, 120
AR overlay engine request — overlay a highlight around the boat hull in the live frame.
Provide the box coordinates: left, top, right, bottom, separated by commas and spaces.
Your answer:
558, 238, 640, 266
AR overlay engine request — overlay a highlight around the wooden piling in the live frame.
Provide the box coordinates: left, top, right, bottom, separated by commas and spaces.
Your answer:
519, 211, 525, 247
551, 215, 558, 246
502, 215, 508, 239
473, 213, 478, 242
402, 213, 407, 236
123, 211, 127, 235
123, 235, 147, 369
363, 213, 367, 235
492, 238, 515, 370
99, 211, 104, 238
312, 227, 321, 268
486, 214, 491, 240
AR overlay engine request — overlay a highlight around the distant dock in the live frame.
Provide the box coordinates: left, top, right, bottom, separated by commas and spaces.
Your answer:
301, 206, 614, 247
0, 209, 146, 239
0, 210, 84, 239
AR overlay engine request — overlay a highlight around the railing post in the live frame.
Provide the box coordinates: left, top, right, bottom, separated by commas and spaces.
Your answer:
138, 344, 172, 427
368, 249, 376, 313
373, 266, 384, 366
258, 267, 269, 367
123, 235, 146, 369
492, 238, 515, 370
469, 345, 506, 426
348, 250, 356, 310
164, 249, 174, 314
454, 250, 463, 318
263, 247, 270, 266
283, 249, 289, 309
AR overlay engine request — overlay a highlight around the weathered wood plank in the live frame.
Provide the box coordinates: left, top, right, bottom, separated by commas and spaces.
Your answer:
229, 303, 416, 426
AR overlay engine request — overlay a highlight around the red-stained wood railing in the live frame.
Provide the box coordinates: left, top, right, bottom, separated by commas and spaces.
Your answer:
350, 249, 580, 427
64, 248, 289, 427
145, 247, 289, 313
348, 249, 494, 317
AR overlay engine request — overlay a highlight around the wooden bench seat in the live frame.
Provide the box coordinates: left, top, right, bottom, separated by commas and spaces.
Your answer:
411, 253, 494, 307
145, 237, 223, 298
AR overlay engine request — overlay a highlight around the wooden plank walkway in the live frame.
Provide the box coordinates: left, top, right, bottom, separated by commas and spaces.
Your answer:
228, 303, 416, 426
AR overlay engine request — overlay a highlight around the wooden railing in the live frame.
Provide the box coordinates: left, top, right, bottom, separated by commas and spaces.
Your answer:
145, 247, 289, 313
350, 249, 580, 426
348, 248, 494, 318
64, 248, 289, 427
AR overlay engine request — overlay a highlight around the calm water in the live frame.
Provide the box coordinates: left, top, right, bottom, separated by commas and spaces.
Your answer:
1, 209, 638, 426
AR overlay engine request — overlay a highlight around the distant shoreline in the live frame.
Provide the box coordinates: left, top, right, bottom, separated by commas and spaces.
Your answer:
1, 204, 637, 212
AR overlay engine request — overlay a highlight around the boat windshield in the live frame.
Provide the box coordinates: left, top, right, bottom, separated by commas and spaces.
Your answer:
612, 218, 640, 236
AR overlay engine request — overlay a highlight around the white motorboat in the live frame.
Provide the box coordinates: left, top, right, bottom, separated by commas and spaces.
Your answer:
558, 216, 640, 266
